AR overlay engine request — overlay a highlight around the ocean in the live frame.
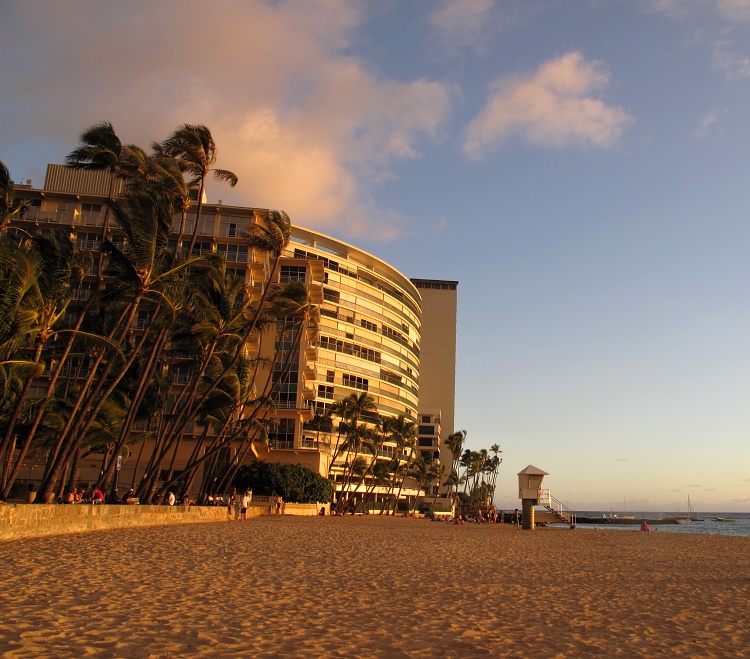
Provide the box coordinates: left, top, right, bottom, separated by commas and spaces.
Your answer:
569, 511, 750, 537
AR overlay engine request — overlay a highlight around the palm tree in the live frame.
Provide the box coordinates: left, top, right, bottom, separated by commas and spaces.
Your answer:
0, 160, 30, 232
37, 183, 199, 502
444, 429, 466, 487
488, 444, 502, 502
120, 146, 193, 258
408, 456, 429, 513
386, 415, 417, 514
0, 233, 84, 498
156, 124, 238, 254
66, 122, 132, 285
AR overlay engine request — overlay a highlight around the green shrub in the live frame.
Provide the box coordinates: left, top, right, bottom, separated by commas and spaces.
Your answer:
234, 461, 333, 504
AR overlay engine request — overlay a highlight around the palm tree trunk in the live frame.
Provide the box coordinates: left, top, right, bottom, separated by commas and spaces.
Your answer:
187, 177, 206, 254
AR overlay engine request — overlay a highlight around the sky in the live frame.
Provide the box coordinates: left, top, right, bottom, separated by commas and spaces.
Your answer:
2, 0, 750, 512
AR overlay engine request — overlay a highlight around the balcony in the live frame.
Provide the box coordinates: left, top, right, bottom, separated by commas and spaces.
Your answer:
304, 344, 318, 361
302, 386, 316, 401
303, 363, 318, 381
307, 283, 324, 304
308, 260, 325, 282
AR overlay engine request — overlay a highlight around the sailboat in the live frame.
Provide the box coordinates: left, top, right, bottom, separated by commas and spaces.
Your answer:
675, 495, 699, 523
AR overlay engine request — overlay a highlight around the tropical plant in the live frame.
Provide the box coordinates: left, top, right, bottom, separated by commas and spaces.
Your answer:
155, 124, 238, 254
0, 160, 30, 232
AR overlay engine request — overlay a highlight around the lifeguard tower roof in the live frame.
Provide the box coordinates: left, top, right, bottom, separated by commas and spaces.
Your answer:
517, 465, 549, 477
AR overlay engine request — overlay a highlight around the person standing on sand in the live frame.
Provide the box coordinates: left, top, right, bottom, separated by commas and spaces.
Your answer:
511, 508, 520, 530
240, 491, 250, 521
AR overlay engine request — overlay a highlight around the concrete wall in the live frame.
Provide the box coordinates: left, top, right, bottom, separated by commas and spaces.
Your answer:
1, 501, 328, 541
0, 504, 232, 542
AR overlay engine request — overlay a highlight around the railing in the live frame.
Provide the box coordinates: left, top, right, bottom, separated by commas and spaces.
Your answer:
538, 489, 576, 527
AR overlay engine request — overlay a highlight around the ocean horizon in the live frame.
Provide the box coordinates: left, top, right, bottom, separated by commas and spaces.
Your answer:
567, 511, 750, 537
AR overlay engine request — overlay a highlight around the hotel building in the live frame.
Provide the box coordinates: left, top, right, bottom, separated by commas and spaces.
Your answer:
10, 165, 457, 506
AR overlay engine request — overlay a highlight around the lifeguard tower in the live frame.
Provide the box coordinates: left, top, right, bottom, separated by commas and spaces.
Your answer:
517, 465, 576, 529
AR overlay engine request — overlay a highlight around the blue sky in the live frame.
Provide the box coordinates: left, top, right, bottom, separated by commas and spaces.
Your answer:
2, 0, 750, 512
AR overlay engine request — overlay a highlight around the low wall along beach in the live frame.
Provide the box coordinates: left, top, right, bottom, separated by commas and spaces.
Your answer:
0, 500, 326, 541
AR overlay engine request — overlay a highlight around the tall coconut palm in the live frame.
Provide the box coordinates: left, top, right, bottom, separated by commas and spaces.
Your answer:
445, 429, 466, 480
37, 185, 198, 502
385, 415, 417, 514
0, 233, 84, 498
156, 124, 237, 254
408, 456, 429, 513
66, 122, 132, 285
123, 145, 194, 258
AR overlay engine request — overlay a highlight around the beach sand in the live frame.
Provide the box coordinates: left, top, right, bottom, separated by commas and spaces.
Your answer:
1, 516, 749, 658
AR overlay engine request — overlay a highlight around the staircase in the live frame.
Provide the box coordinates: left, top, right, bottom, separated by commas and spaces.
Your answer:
538, 489, 576, 527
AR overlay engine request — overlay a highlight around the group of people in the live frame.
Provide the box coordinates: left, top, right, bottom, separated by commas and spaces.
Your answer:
439, 507, 522, 528
226, 489, 253, 521
58, 487, 177, 505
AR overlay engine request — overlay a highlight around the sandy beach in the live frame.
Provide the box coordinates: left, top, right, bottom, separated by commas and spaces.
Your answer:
1, 516, 749, 658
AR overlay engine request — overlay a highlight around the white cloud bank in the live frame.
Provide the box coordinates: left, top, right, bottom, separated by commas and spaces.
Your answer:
463, 52, 633, 158
714, 39, 750, 78
0, 0, 452, 241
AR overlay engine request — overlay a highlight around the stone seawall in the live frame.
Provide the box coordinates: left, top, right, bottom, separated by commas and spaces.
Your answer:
0, 501, 327, 541
0, 504, 233, 541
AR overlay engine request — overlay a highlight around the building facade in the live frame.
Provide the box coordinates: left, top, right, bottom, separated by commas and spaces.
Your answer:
8, 165, 456, 507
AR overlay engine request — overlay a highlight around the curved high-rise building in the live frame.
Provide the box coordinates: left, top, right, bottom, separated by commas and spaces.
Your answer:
10, 165, 457, 509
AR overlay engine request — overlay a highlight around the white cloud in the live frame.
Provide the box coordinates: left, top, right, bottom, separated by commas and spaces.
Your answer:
694, 108, 722, 137
429, 0, 495, 51
463, 52, 632, 158
0, 0, 452, 241
714, 39, 750, 78
645, 0, 750, 20
713, 0, 750, 21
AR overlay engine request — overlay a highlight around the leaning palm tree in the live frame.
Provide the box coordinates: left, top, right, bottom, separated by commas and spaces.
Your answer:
156, 124, 238, 254
66, 122, 132, 285
444, 429, 466, 485
385, 415, 417, 514
0, 160, 30, 232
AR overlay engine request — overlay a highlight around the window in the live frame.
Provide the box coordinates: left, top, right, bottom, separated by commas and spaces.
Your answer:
319, 335, 381, 364
280, 265, 307, 283
326, 370, 335, 383
75, 232, 100, 250
227, 268, 247, 281
323, 288, 340, 304
421, 415, 431, 423
381, 370, 402, 385
219, 216, 248, 237
217, 244, 248, 262
382, 325, 405, 343
360, 319, 378, 332
318, 385, 334, 399
81, 203, 102, 212
419, 425, 435, 436
342, 373, 368, 391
